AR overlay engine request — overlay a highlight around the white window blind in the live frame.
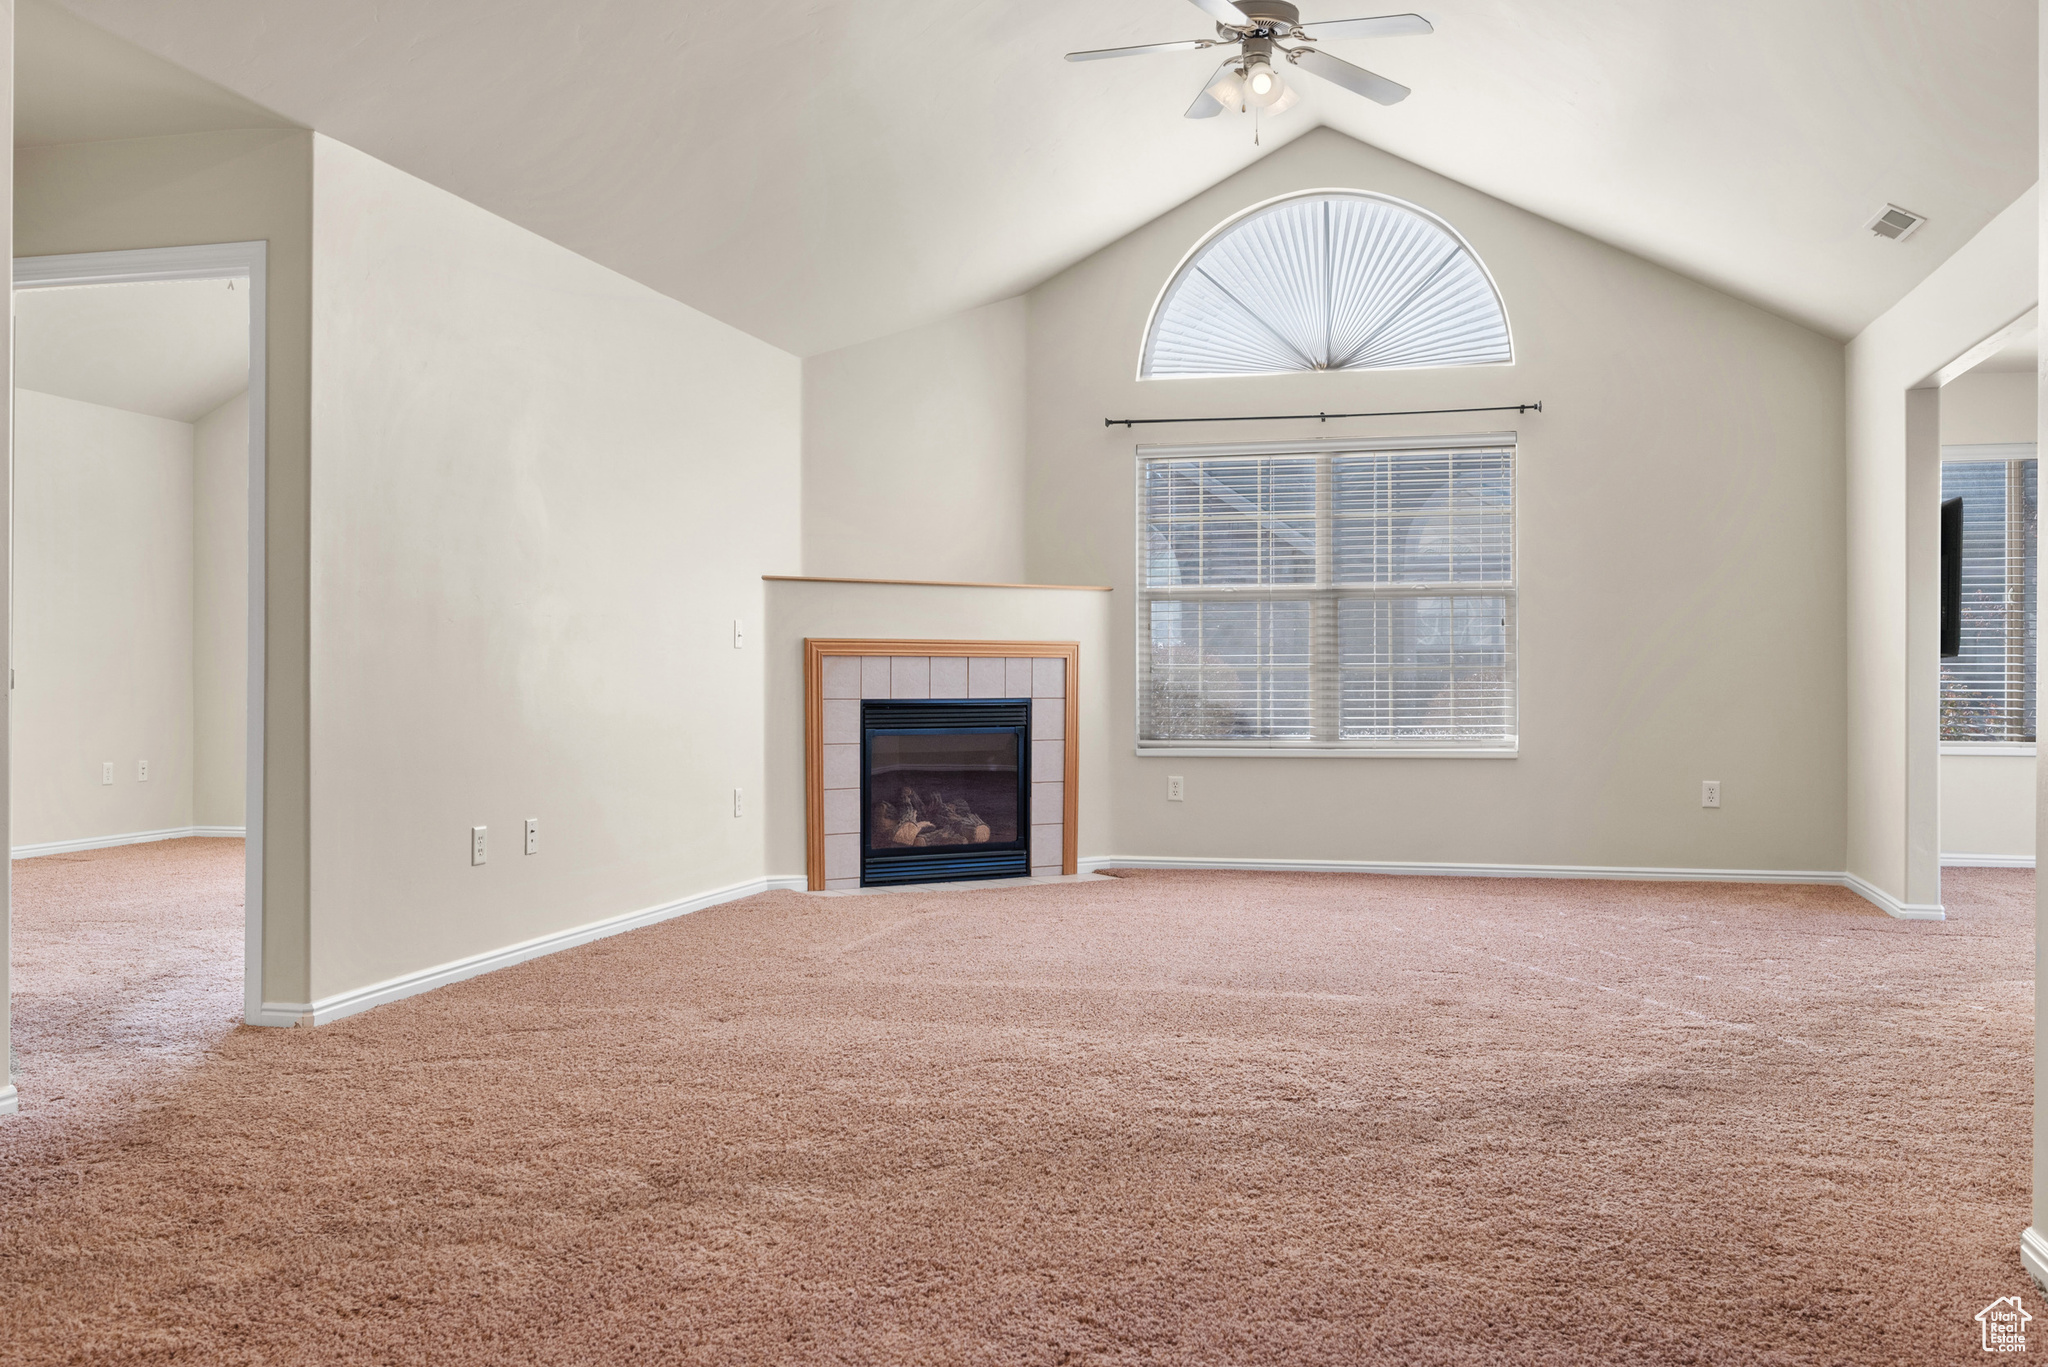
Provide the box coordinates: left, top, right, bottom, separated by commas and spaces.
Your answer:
1941, 453, 2037, 743
1139, 438, 1516, 753
1141, 192, 1513, 379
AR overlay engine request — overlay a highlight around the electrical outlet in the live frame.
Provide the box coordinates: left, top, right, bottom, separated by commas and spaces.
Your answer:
1702, 780, 1721, 809
137, 759, 149, 782
733, 787, 744, 818
1167, 775, 1185, 802
733, 618, 745, 649
524, 818, 539, 855
471, 825, 488, 865
101, 761, 114, 786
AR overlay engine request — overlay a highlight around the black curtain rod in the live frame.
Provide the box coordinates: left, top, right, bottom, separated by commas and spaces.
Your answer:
1104, 402, 1542, 429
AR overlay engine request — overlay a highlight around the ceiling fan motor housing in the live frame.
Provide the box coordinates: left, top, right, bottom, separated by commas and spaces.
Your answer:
1222, 2, 1301, 37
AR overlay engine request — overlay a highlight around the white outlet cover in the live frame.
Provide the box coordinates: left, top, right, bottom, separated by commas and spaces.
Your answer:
101, 762, 114, 785
137, 759, 149, 782
472, 825, 488, 865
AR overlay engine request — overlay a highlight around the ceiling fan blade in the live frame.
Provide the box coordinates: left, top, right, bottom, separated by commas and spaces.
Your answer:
1186, 0, 1252, 26
1288, 46, 1410, 104
1295, 13, 1434, 40
1066, 38, 1215, 61
1186, 60, 1243, 117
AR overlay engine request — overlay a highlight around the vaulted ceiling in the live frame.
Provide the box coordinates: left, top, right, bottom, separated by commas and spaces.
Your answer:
17, 0, 292, 147
32, 0, 2040, 356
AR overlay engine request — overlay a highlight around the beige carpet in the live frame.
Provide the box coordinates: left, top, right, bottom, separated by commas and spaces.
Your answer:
0, 845, 2034, 1365
3, 838, 245, 1143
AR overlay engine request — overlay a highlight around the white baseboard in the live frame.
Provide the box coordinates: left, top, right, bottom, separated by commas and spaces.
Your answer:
1839, 872, 1948, 921
12, 825, 246, 859
244, 852, 1961, 1033
1080, 854, 1847, 884
1942, 853, 2036, 868
0, 1083, 16, 1117
2022, 1227, 2048, 1290
1080, 856, 1948, 922
256, 873, 808, 1028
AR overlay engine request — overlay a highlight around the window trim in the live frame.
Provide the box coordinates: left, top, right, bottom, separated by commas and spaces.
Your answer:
1938, 441, 2037, 749
1943, 441, 2036, 463
1135, 431, 1520, 759
1132, 745, 1520, 759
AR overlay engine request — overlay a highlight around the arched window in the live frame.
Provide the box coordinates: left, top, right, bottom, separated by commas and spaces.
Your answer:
1140, 190, 1513, 379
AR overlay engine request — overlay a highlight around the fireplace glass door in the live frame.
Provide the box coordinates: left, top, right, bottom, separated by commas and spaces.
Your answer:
861, 699, 1030, 885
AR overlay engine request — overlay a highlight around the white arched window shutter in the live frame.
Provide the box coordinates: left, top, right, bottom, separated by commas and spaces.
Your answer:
1140, 190, 1513, 379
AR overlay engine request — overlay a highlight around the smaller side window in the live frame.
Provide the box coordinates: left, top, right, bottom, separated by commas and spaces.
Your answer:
1940, 453, 2037, 743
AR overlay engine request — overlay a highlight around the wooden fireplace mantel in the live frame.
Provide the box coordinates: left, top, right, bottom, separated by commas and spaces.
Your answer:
803, 638, 1081, 890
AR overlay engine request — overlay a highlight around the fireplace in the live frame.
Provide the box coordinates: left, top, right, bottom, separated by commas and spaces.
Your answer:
805, 640, 1078, 891
861, 698, 1030, 886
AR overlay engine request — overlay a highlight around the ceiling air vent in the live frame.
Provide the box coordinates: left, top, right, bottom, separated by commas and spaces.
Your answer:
1866, 204, 1926, 242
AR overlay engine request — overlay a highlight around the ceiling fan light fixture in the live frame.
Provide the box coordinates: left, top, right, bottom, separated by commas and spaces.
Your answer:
1242, 56, 1287, 107
1205, 65, 1247, 109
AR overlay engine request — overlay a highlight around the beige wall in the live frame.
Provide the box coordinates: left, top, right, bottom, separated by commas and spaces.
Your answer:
1942, 753, 2034, 859
2035, 0, 2047, 1259
763, 578, 1116, 879
802, 298, 1029, 583
1, 0, 15, 1110
17, 127, 314, 1004
1847, 186, 2036, 911
11, 390, 194, 845
194, 389, 249, 829
305, 136, 800, 1004
1024, 127, 1847, 872
2031, 0, 2048, 1262
1942, 369, 2037, 447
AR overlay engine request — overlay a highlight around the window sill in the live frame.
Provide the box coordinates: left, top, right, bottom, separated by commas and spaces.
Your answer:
1135, 745, 1519, 759
1940, 742, 2036, 756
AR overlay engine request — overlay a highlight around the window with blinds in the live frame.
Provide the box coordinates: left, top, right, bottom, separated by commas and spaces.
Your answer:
1138, 438, 1516, 753
1941, 452, 2037, 744
1141, 192, 1513, 379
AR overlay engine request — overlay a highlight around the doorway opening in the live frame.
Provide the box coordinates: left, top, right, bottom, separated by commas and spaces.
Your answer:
1936, 325, 2038, 870
8, 243, 268, 1117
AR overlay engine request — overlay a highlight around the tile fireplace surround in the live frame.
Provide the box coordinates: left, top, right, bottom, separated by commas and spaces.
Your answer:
804, 639, 1081, 891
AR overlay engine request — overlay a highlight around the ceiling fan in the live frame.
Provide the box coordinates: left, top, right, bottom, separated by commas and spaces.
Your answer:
1065, 0, 1432, 118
